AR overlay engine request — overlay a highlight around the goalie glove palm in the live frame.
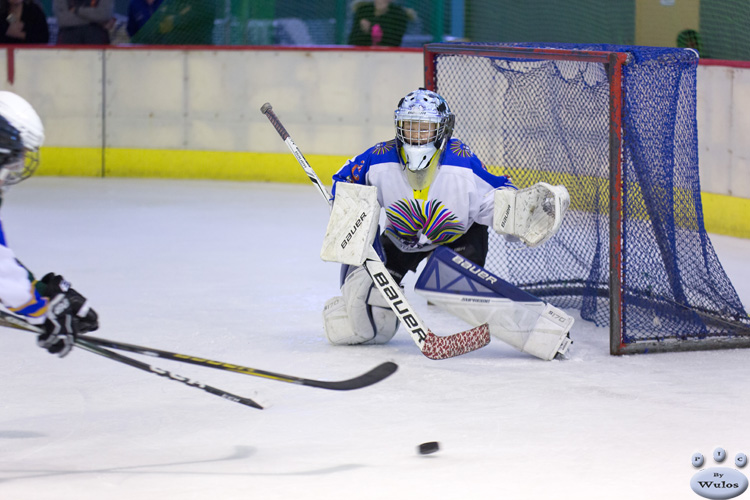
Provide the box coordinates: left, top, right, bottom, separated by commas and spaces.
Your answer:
493, 182, 570, 247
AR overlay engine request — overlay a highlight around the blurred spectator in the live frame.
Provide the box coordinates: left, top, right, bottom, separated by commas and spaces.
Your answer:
677, 29, 703, 57
53, 0, 114, 44
348, 0, 414, 47
127, 0, 162, 38
130, 0, 215, 45
0, 0, 49, 43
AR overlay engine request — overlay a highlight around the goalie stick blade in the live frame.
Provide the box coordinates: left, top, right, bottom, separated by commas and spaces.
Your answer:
83, 336, 398, 391
421, 323, 491, 360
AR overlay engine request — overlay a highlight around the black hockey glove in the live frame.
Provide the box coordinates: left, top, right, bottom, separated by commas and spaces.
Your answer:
36, 273, 99, 357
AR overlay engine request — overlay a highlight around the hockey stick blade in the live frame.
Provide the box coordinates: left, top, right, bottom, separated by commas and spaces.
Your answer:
261, 102, 491, 359
83, 335, 398, 390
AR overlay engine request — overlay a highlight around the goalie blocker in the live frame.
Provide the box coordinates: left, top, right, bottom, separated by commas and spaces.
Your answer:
320, 182, 380, 266
415, 247, 573, 361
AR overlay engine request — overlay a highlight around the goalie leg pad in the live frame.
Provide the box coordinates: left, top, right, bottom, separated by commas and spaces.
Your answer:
414, 247, 572, 360
418, 291, 573, 361
322, 296, 352, 344
323, 266, 399, 345
488, 303, 574, 361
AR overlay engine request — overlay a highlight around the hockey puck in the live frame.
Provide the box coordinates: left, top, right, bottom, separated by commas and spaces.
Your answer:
418, 441, 440, 455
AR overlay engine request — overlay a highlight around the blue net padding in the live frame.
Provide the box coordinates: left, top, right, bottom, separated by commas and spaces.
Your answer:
432, 43, 750, 344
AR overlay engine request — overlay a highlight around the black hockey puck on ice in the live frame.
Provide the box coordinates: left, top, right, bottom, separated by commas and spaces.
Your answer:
418, 441, 440, 455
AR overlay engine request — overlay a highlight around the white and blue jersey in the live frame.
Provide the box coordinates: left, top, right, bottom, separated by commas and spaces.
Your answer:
333, 138, 515, 253
0, 218, 48, 324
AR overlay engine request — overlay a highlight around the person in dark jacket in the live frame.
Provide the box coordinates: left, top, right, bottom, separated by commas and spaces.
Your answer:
0, 0, 49, 44
53, 0, 114, 45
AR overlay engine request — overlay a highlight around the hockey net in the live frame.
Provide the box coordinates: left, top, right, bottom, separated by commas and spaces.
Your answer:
424, 42, 750, 354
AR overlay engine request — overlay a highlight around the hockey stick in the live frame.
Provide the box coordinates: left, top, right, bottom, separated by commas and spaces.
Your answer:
0, 307, 395, 390
82, 335, 398, 391
74, 339, 264, 409
260, 102, 491, 360
0, 312, 263, 410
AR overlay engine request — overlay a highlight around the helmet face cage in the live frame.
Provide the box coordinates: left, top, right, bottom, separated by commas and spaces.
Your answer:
394, 89, 454, 156
396, 117, 440, 147
0, 116, 33, 187
1, 150, 39, 186
394, 89, 455, 190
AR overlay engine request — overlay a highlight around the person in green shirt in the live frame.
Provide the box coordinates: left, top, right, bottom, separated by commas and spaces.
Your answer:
348, 0, 413, 47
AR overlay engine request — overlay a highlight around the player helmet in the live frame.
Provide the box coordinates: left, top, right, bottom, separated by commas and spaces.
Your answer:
0, 91, 44, 187
394, 88, 455, 190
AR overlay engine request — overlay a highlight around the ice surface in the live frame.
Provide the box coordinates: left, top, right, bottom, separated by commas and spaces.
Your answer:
0, 177, 748, 500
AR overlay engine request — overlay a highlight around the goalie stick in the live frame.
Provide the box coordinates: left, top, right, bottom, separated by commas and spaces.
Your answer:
82, 335, 398, 391
260, 102, 491, 360
0, 312, 263, 410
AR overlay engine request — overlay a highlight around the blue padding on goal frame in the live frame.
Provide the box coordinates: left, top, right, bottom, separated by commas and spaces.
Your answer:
415, 247, 542, 303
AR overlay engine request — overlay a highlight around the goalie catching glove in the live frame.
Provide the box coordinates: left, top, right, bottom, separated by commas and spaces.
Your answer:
36, 273, 99, 357
493, 182, 570, 247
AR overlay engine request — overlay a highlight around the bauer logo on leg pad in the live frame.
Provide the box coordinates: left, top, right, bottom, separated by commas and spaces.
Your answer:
451, 254, 498, 284
417, 247, 541, 303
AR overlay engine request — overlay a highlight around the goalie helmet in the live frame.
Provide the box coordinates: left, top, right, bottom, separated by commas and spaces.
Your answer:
394, 88, 455, 190
0, 91, 44, 187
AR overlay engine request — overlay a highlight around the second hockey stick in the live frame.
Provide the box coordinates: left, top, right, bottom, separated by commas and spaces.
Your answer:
0, 312, 263, 410
75, 338, 264, 409
260, 102, 491, 360
83, 335, 398, 390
